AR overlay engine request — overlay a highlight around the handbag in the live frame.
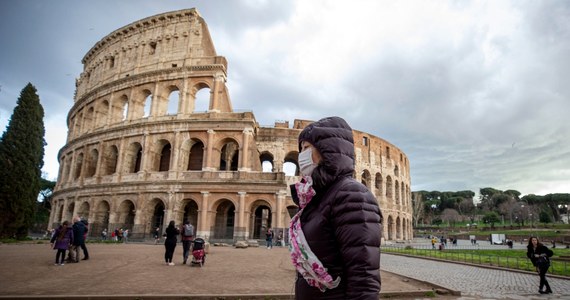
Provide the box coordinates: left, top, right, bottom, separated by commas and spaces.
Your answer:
537, 256, 550, 269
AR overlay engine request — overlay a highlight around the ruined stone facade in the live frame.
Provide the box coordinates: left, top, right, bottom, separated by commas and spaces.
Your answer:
49, 9, 412, 242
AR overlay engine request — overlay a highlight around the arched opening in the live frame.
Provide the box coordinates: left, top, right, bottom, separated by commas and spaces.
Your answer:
395, 181, 400, 204
182, 200, 199, 228
387, 216, 394, 240
396, 217, 402, 240
86, 149, 99, 177
250, 200, 272, 239
74, 112, 83, 136
143, 93, 152, 117
111, 95, 128, 123
124, 142, 143, 173
92, 201, 110, 239
102, 145, 118, 175
187, 140, 204, 170
212, 199, 235, 240
375, 173, 383, 197
96, 100, 109, 128
151, 201, 166, 233
260, 152, 274, 173
84, 107, 94, 132
394, 165, 399, 177
386, 176, 393, 199
361, 169, 371, 188
167, 90, 180, 115
219, 139, 239, 171
77, 201, 90, 220
159, 143, 171, 172
118, 200, 136, 230
193, 86, 210, 112
74, 153, 84, 180
122, 101, 129, 121
283, 151, 299, 176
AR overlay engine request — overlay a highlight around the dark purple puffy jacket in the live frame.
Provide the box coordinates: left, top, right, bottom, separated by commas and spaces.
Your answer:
292, 116, 383, 300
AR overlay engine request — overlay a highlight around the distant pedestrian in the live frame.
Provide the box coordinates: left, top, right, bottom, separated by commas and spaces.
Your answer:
265, 228, 274, 249
50, 221, 74, 266
154, 227, 160, 245
101, 228, 107, 241
123, 229, 129, 243
527, 237, 553, 294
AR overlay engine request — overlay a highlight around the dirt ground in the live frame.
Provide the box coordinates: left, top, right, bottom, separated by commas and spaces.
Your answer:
0, 242, 442, 298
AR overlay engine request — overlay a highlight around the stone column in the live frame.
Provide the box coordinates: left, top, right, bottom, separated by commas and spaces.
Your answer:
204, 129, 215, 171
235, 191, 247, 240
198, 191, 210, 239
169, 131, 181, 179
141, 132, 151, 173
276, 190, 287, 229
239, 127, 253, 171
210, 73, 226, 112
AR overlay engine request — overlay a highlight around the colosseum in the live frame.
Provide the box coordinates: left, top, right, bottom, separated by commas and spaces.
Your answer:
48, 8, 412, 243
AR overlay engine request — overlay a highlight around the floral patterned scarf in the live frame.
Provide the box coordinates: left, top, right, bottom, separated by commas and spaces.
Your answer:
288, 176, 341, 292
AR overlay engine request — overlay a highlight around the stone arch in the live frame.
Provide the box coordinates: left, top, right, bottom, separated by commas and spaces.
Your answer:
146, 198, 166, 233
62, 155, 71, 183
181, 199, 199, 229
396, 216, 402, 239
117, 200, 136, 230
375, 173, 383, 197
191, 82, 211, 113
84, 106, 95, 132
283, 151, 299, 176
211, 198, 235, 240
260, 151, 274, 172
77, 201, 90, 220
74, 111, 83, 137
180, 138, 205, 171
92, 200, 110, 236
394, 165, 399, 177
217, 138, 240, 171
361, 169, 371, 188
95, 99, 109, 128
74, 152, 84, 180
149, 139, 172, 172
249, 199, 272, 239
395, 180, 400, 204
86, 148, 99, 177
136, 89, 153, 118
166, 88, 180, 115
124, 142, 143, 173
111, 94, 129, 123
387, 215, 394, 240
102, 144, 119, 175
386, 176, 393, 198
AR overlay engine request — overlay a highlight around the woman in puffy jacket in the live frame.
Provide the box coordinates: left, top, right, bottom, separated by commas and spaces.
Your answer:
50, 221, 74, 265
289, 116, 383, 300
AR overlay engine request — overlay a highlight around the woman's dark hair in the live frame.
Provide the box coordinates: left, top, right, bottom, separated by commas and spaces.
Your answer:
527, 236, 542, 248
167, 220, 175, 229
57, 220, 70, 241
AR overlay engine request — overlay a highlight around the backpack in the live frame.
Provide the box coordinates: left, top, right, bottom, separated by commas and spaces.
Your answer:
183, 224, 194, 237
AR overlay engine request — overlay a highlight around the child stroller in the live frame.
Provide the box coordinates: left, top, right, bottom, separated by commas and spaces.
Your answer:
191, 238, 206, 267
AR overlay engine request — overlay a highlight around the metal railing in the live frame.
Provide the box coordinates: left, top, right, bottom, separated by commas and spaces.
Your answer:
381, 245, 570, 277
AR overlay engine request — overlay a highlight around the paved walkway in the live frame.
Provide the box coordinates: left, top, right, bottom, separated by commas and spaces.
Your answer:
381, 253, 570, 299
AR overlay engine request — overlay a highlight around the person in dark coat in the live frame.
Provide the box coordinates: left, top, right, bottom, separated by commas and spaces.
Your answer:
164, 220, 179, 266
527, 236, 553, 294
72, 216, 89, 262
289, 116, 383, 300
50, 221, 74, 265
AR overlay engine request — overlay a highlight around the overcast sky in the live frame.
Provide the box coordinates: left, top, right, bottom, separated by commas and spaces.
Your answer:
1, 0, 569, 197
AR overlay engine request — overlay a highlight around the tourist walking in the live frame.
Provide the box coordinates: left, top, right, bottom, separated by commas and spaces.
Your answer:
123, 229, 129, 243
180, 221, 195, 264
164, 220, 179, 266
101, 228, 107, 241
154, 227, 160, 245
289, 116, 382, 299
50, 221, 74, 266
72, 216, 89, 261
527, 237, 553, 294
265, 228, 274, 249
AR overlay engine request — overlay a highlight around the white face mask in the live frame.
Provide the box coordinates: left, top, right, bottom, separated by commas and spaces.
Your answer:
299, 147, 317, 176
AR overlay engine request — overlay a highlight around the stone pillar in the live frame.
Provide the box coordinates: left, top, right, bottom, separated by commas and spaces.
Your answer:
276, 190, 287, 229
151, 82, 160, 117
238, 127, 253, 171
169, 131, 181, 178
210, 73, 225, 112
198, 191, 210, 239
141, 132, 151, 173
204, 129, 216, 171
235, 191, 247, 240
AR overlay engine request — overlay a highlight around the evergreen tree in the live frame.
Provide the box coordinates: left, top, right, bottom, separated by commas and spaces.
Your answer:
0, 83, 46, 238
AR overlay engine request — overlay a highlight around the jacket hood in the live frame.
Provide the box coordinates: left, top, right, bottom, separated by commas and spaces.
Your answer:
298, 116, 355, 189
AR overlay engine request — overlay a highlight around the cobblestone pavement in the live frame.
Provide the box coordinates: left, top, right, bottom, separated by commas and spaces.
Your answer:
381, 253, 570, 300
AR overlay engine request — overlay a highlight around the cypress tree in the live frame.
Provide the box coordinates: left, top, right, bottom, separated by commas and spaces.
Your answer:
0, 83, 46, 238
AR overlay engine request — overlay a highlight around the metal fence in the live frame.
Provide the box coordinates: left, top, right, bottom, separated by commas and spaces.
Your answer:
381, 245, 570, 277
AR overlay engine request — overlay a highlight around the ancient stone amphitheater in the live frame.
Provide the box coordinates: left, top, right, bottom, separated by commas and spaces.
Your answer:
48, 9, 412, 242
